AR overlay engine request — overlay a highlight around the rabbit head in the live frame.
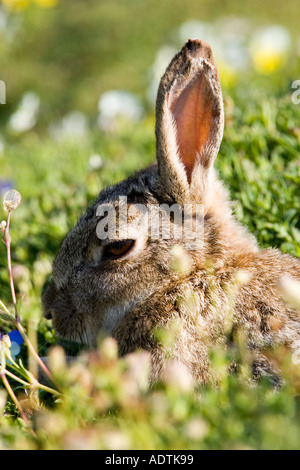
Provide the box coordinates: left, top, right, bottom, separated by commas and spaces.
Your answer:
42, 40, 259, 352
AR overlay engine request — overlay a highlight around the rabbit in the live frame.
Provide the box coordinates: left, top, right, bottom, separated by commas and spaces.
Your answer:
42, 39, 300, 386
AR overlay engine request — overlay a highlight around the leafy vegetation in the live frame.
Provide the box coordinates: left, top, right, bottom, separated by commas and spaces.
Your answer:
0, 0, 300, 450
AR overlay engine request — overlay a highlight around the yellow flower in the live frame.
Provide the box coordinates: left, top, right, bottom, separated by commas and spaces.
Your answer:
2, 0, 30, 11
249, 25, 291, 75
33, 0, 58, 7
251, 50, 285, 75
217, 60, 238, 88
2, 0, 58, 10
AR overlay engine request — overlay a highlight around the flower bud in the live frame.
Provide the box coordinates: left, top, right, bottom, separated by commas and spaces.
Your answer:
0, 221, 6, 233
279, 276, 300, 309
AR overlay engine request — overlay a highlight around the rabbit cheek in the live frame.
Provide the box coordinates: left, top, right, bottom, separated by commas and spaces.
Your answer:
101, 301, 138, 334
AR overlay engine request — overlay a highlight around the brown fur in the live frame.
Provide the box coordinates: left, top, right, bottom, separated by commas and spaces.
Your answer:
42, 39, 300, 385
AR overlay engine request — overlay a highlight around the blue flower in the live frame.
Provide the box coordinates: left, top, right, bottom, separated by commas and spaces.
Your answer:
8, 329, 24, 345
0, 180, 13, 197
8, 329, 24, 361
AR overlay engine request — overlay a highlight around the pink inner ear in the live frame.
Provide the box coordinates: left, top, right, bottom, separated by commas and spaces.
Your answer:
170, 74, 213, 183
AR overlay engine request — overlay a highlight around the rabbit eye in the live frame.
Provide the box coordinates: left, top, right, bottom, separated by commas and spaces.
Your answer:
102, 240, 135, 261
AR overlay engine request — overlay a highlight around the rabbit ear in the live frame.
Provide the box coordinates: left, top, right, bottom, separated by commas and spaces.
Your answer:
155, 39, 224, 204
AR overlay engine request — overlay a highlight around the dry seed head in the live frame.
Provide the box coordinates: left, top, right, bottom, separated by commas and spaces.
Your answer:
0, 390, 7, 416
170, 244, 192, 275
278, 276, 300, 309
3, 189, 21, 212
2, 334, 11, 349
234, 269, 252, 285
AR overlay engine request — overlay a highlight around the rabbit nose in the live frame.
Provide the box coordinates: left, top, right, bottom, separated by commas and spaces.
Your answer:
42, 279, 58, 320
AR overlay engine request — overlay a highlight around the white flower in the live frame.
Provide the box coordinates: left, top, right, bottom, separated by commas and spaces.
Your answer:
151, 45, 177, 82
148, 45, 177, 103
97, 90, 144, 131
178, 20, 218, 49
49, 111, 88, 141
125, 351, 151, 392
249, 25, 291, 74
177, 18, 252, 88
102, 430, 130, 451
88, 153, 104, 171
252, 25, 291, 54
8, 92, 40, 133
163, 359, 194, 392
216, 15, 251, 39
216, 17, 251, 71
184, 418, 209, 440
181, 17, 251, 72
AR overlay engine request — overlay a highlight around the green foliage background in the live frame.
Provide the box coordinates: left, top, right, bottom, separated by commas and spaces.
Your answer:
0, 0, 299, 450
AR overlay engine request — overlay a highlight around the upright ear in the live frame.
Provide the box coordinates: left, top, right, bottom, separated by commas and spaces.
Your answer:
155, 39, 224, 205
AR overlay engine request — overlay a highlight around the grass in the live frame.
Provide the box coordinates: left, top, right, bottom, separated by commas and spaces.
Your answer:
0, 0, 300, 451
0, 86, 299, 450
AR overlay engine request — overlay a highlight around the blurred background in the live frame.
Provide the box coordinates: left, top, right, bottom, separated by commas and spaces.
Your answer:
1, 1, 300, 449
0, 0, 299, 135
0, 0, 299, 303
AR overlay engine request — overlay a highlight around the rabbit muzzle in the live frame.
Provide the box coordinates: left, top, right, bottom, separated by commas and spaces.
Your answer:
42, 279, 59, 321
42, 279, 92, 346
